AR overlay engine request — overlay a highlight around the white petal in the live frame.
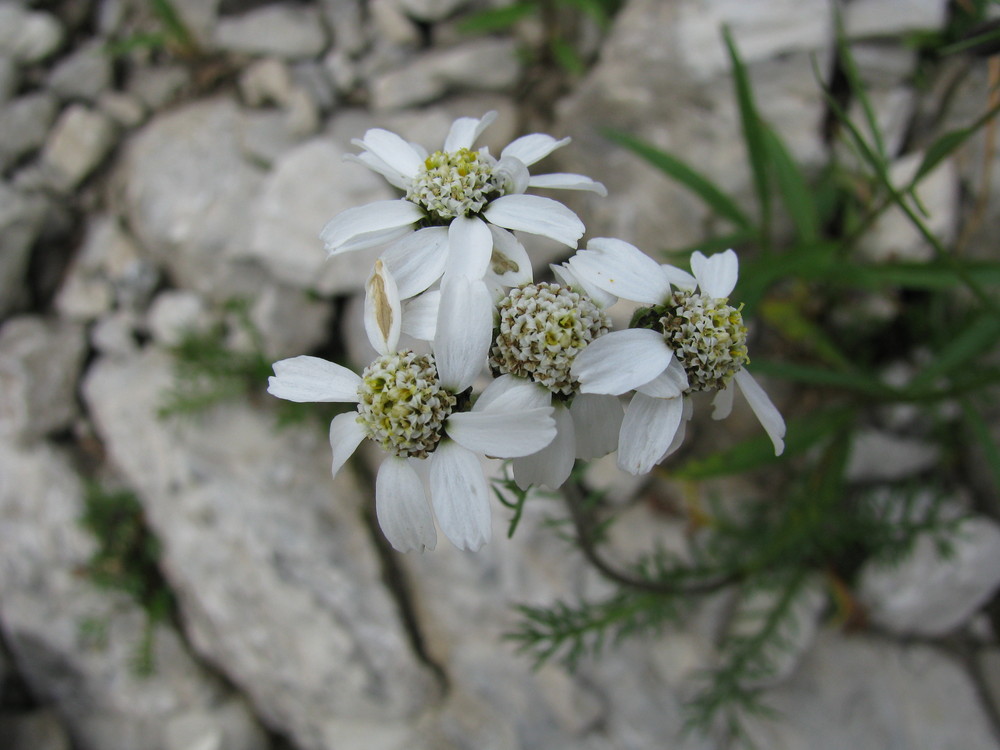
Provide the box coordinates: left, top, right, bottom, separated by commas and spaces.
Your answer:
570, 238, 671, 304
429, 441, 492, 551
473, 374, 550, 412
433, 275, 492, 392
735, 369, 786, 455
364, 260, 401, 355
486, 226, 532, 287
329, 411, 366, 478
443, 111, 497, 152
551, 262, 616, 310
446, 405, 556, 458
662, 264, 698, 292
268, 356, 361, 403
381, 227, 449, 299
445, 215, 493, 281
483, 194, 584, 248
357, 128, 422, 179
711, 383, 735, 420
320, 200, 423, 254
401, 290, 440, 341
571, 329, 673, 395
617, 394, 684, 475
513, 403, 576, 489
345, 151, 410, 191
637, 357, 689, 398
658, 397, 693, 462
500, 133, 571, 166
375, 457, 437, 553
528, 173, 608, 196
495, 156, 531, 194
691, 249, 739, 298
569, 393, 624, 459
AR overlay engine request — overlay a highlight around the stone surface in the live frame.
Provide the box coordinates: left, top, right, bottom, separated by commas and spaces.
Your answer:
121, 97, 266, 298
370, 39, 521, 110
0, 317, 87, 442
0, 439, 270, 750
146, 290, 212, 347
858, 516, 1000, 637
845, 428, 941, 482
83, 349, 442, 750
0, 57, 16, 105
764, 631, 1000, 750
0, 708, 71, 750
0, 93, 59, 171
40, 105, 118, 192
214, 5, 328, 60
845, 0, 949, 37
126, 65, 191, 111
0, 182, 48, 317
47, 40, 113, 103
393, 0, 470, 22
0, 6, 63, 63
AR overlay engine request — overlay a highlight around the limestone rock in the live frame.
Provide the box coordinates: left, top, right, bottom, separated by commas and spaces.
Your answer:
214, 5, 328, 60
846, 429, 941, 482
47, 40, 113, 103
82, 350, 441, 750
0, 317, 87, 442
857, 516, 1000, 636
845, 0, 949, 37
0, 182, 48, 317
393, 0, 470, 22
40, 105, 118, 192
0, 440, 270, 750
120, 97, 266, 298
0, 93, 59, 171
0, 708, 71, 750
0, 6, 63, 63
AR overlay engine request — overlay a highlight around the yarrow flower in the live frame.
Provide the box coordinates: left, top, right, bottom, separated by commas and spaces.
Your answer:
568, 240, 786, 475
488, 273, 623, 489
267, 264, 557, 552
320, 111, 607, 299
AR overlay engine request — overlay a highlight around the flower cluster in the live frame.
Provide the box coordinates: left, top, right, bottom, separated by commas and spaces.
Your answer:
268, 113, 785, 553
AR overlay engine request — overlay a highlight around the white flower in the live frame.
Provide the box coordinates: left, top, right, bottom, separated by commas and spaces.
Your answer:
267, 268, 557, 552
569, 240, 786, 475
320, 111, 607, 299
489, 276, 623, 489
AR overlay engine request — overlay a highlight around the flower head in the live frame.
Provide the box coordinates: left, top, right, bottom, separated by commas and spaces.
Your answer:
320, 112, 606, 299
568, 240, 785, 475
267, 267, 557, 552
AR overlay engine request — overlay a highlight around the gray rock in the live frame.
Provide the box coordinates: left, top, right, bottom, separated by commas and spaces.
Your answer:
320, 0, 368, 57
97, 91, 147, 129
0, 6, 63, 63
370, 39, 522, 110
0, 56, 16, 105
845, 0, 949, 37
0, 439, 270, 750
324, 48, 362, 95
393, 0, 470, 22
0, 93, 59, 171
238, 57, 294, 107
82, 350, 442, 750
120, 97, 266, 298
244, 134, 393, 295
845, 428, 941, 481
763, 631, 1000, 750
858, 516, 1000, 637
40, 105, 118, 192
167, 0, 222, 48
127, 65, 191, 111
0, 708, 71, 750
214, 5, 328, 60
0, 182, 48, 317
0, 317, 87, 442
246, 283, 334, 361
292, 61, 338, 113
90, 309, 141, 357
145, 290, 212, 347
47, 40, 113, 103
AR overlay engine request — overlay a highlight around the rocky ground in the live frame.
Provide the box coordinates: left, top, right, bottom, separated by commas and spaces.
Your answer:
3, 1, 1000, 749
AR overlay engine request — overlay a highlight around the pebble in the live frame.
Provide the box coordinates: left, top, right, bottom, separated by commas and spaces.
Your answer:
40, 105, 118, 192
0, 56, 17, 104
0, 6, 63, 64
213, 5, 328, 60
0, 93, 59, 172
0, 182, 48, 317
845, 428, 941, 482
47, 40, 113, 103
146, 290, 211, 347
393, 0, 470, 22
845, 0, 949, 37
97, 90, 146, 129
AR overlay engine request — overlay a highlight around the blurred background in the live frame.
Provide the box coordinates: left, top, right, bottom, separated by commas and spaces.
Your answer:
3, 0, 1000, 748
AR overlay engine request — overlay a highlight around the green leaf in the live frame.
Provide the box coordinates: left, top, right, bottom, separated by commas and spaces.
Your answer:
670, 407, 855, 480
723, 26, 772, 241
961, 398, 1000, 494
908, 312, 1000, 388
458, 2, 537, 33
913, 98, 1000, 183
762, 126, 820, 244
550, 36, 587, 75
604, 130, 753, 229
834, 16, 888, 163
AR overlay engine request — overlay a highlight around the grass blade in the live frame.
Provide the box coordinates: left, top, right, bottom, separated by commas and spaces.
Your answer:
762, 125, 820, 244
